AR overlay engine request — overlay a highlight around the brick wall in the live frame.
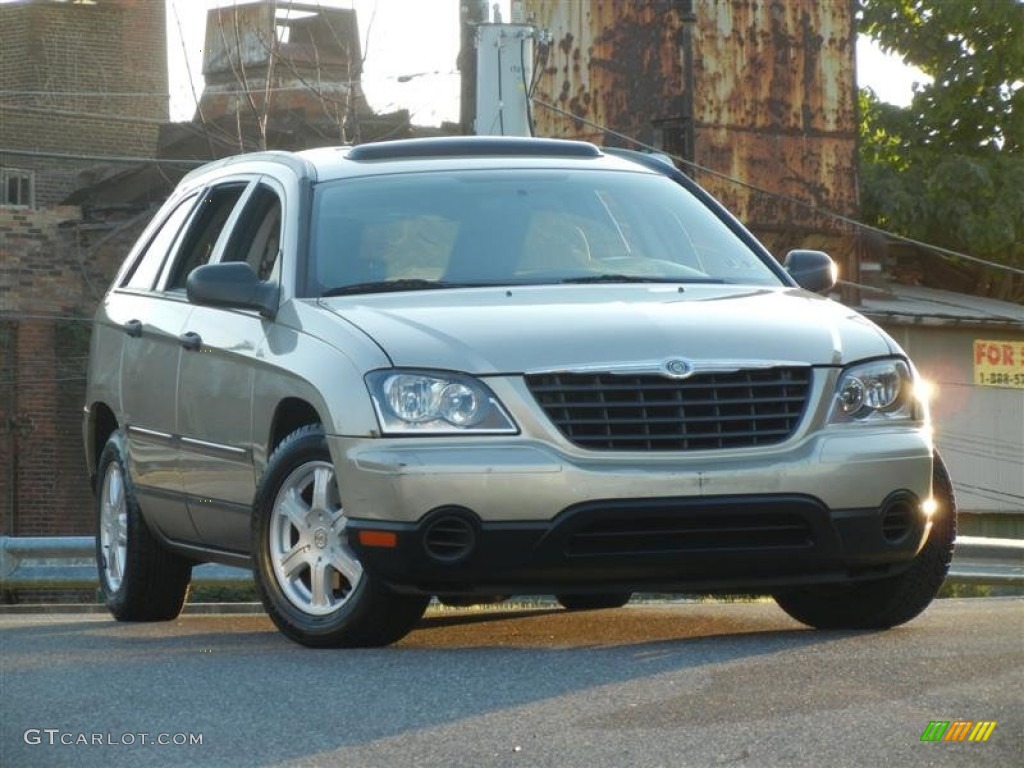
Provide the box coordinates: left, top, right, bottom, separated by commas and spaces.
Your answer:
0, 205, 153, 537
0, 0, 168, 207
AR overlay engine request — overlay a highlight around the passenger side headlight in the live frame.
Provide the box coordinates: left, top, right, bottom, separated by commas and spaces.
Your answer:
827, 359, 918, 424
366, 370, 518, 434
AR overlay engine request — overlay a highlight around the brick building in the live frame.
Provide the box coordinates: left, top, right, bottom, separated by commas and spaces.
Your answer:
0, 0, 401, 548
1, 0, 168, 542
0, 0, 167, 206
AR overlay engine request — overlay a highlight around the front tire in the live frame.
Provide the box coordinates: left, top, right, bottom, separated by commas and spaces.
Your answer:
774, 454, 957, 630
252, 426, 429, 647
95, 431, 192, 621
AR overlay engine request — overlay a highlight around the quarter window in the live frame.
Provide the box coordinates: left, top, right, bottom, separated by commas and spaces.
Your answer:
122, 195, 197, 291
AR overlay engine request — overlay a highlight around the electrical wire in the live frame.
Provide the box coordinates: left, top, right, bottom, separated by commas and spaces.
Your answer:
520, 38, 534, 137
0, 314, 95, 323
496, 42, 505, 135
938, 430, 1023, 452
0, 148, 206, 167
954, 482, 1024, 503
0, 103, 170, 127
940, 445, 1023, 465
0, 75, 459, 100
529, 97, 1024, 278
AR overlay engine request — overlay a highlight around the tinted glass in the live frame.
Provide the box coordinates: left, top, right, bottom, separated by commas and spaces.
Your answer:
122, 195, 196, 291
165, 183, 247, 290
309, 170, 781, 296
220, 184, 282, 282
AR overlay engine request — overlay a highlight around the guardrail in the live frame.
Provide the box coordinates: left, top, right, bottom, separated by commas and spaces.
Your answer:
948, 535, 1024, 585
2, 534, 1022, 592
0, 536, 251, 591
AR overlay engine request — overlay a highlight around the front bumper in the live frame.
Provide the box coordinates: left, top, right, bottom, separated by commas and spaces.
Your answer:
346, 491, 931, 594
329, 427, 934, 594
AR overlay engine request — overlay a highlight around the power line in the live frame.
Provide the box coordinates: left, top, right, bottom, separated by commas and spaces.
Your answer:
954, 481, 1024, 504
941, 445, 1023, 464
0, 380, 88, 391
938, 431, 1023, 452
0, 103, 171, 127
0, 90, 171, 98
0, 314, 95, 323
0, 73, 460, 100
529, 98, 1024, 278
0, 148, 206, 167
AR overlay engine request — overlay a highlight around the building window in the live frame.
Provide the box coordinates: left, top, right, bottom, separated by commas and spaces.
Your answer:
1, 168, 35, 208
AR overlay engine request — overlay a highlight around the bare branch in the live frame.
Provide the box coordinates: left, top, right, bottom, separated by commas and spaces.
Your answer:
171, 0, 218, 158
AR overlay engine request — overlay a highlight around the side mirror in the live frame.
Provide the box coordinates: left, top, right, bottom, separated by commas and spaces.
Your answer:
186, 262, 279, 319
784, 250, 837, 294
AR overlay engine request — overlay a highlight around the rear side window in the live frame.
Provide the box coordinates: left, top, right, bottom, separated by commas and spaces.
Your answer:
121, 195, 197, 291
164, 183, 247, 290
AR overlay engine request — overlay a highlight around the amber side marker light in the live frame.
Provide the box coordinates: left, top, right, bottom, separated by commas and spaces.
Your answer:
358, 530, 398, 548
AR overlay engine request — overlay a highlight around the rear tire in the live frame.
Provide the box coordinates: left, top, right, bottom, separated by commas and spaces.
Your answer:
95, 431, 192, 621
557, 593, 632, 611
252, 425, 429, 647
774, 454, 957, 630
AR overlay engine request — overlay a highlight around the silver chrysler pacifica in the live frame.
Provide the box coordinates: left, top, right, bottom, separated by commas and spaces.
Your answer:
83, 136, 955, 647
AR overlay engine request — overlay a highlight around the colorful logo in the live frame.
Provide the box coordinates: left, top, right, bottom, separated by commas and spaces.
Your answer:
920, 721, 997, 742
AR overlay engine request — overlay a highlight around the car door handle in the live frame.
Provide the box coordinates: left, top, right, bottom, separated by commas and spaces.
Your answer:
123, 319, 143, 338
178, 331, 202, 351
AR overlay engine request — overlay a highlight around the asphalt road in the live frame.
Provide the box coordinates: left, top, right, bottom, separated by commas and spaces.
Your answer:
1, 598, 1021, 768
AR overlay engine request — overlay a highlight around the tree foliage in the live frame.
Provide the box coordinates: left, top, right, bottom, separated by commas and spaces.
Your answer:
858, 0, 1024, 300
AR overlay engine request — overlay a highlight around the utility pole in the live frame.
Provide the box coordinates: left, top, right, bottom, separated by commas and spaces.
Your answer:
473, 7, 537, 136
458, 1, 488, 135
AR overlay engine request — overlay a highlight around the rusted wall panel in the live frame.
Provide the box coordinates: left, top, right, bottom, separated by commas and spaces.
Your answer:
527, 0, 686, 146
694, 0, 856, 133
524, 0, 858, 249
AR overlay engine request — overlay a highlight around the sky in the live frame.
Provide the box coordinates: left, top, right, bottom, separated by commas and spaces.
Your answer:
165, 0, 931, 126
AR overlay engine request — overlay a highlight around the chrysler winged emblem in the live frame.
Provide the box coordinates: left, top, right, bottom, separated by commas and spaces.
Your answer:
662, 358, 694, 379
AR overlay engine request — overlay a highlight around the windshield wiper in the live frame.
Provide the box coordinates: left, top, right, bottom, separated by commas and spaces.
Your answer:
323, 279, 478, 297
560, 274, 725, 284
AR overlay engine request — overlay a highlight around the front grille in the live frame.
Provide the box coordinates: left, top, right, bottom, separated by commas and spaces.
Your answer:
525, 368, 811, 451
566, 511, 815, 557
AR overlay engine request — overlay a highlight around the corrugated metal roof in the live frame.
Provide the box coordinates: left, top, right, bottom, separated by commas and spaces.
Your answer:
857, 283, 1024, 327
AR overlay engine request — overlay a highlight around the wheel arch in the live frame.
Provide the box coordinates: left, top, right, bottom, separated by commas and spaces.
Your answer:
86, 401, 119, 491
267, 397, 323, 457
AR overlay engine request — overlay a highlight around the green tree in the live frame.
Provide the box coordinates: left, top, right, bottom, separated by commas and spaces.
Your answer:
858, 0, 1024, 301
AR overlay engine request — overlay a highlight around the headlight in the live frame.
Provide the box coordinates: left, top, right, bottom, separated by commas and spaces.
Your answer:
366, 370, 518, 434
827, 359, 918, 424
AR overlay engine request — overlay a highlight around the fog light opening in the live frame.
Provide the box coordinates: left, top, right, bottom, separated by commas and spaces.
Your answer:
881, 498, 915, 543
422, 509, 477, 563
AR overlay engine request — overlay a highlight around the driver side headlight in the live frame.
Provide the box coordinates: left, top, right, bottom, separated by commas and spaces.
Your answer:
366, 370, 518, 435
827, 359, 920, 424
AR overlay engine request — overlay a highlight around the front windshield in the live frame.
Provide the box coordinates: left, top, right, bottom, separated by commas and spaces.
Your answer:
308, 168, 783, 296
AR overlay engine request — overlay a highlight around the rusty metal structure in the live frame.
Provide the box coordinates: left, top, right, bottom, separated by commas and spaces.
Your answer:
522, 0, 859, 259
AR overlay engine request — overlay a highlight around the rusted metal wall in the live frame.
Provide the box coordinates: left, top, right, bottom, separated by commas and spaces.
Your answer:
524, 0, 858, 258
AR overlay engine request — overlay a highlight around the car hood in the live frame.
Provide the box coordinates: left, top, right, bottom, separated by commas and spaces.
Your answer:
318, 284, 896, 374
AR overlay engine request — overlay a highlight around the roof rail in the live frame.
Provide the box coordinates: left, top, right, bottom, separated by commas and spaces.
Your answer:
346, 136, 602, 161
601, 147, 677, 173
